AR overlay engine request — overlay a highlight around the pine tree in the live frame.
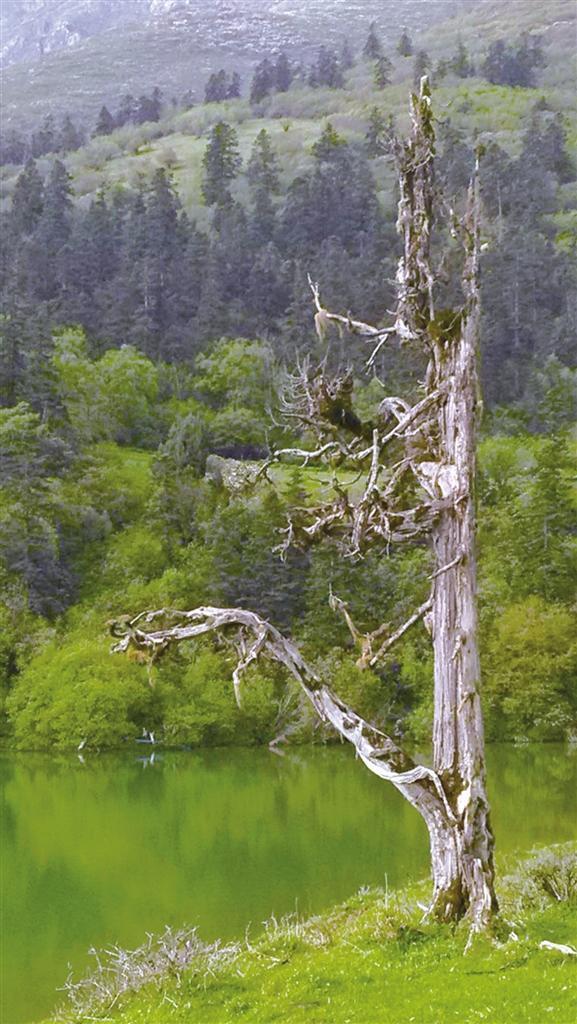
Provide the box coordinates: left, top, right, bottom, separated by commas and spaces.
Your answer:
374, 55, 393, 89
364, 107, 386, 157
135, 89, 163, 124
201, 122, 242, 207
10, 160, 44, 235
451, 38, 473, 78
340, 39, 355, 71
181, 89, 195, 110
38, 160, 73, 249
311, 122, 347, 163
58, 115, 83, 154
150, 87, 163, 121
481, 35, 543, 88
205, 70, 229, 103
94, 105, 115, 137
226, 72, 241, 99
413, 50, 430, 87
248, 129, 280, 246
31, 114, 56, 157
309, 47, 344, 89
115, 94, 136, 127
363, 21, 383, 61
247, 129, 280, 194
250, 58, 275, 104
274, 52, 293, 92
0, 129, 27, 166
437, 121, 474, 194
65, 195, 117, 296
247, 242, 290, 328
397, 27, 413, 57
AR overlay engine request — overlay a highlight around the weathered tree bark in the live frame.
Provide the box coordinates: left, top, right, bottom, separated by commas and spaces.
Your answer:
392, 80, 497, 929
111, 79, 498, 933
427, 261, 497, 929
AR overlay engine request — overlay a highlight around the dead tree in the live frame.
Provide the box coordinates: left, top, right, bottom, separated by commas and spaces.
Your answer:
111, 80, 498, 933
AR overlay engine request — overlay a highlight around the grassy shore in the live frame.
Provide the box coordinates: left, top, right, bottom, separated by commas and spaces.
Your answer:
50, 845, 577, 1024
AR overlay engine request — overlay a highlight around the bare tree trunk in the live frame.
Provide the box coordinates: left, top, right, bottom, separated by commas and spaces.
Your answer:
111, 80, 499, 933
428, 311, 497, 928
423, 183, 497, 928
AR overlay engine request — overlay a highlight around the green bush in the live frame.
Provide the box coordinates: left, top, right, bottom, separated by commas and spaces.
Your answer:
161, 648, 278, 746
6, 636, 156, 750
504, 844, 577, 913
483, 597, 577, 740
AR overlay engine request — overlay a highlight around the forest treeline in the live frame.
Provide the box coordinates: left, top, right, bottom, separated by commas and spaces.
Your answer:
0, 24, 547, 165
2, 104, 574, 410
0, 24, 576, 751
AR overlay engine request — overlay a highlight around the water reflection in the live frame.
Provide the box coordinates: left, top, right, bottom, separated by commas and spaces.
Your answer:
1, 744, 575, 1023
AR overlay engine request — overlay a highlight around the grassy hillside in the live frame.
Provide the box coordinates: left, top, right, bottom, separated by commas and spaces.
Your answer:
1, 0, 465, 130
1, 0, 574, 132
2, 0, 576, 238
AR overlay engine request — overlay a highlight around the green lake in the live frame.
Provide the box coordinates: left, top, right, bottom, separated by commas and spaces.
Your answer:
2, 744, 576, 1024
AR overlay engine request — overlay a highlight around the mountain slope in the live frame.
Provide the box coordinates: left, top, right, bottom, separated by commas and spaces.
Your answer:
1, 0, 467, 129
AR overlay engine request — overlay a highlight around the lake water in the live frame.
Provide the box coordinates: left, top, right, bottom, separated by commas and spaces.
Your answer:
2, 744, 576, 1023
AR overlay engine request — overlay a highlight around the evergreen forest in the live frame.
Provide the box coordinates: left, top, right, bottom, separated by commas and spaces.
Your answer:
1, 2, 576, 754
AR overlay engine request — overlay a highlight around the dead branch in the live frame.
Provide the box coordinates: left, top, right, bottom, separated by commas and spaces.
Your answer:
308, 275, 395, 341
368, 597, 433, 667
328, 590, 433, 669
111, 606, 455, 825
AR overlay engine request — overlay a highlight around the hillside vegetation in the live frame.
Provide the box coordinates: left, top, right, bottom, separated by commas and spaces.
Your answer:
0, 0, 576, 753
1, 0, 465, 127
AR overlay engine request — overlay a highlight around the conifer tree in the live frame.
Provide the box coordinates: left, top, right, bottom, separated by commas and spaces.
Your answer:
31, 114, 56, 157
451, 38, 474, 78
10, 160, 44, 235
397, 27, 413, 57
250, 58, 275, 104
374, 55, 393, 89
37, 160, 73, 249
201, 122, 242, 207
340, 38, 355, 71
274, 52, 293, 92
311, 122, 347, 163
94, 105, 115, 137
0, 129, 27, 166
226, 72, 242, 99
205, 70, 229, 103
364, 107, 387, 156
247, 129, 280, 245
135, 88, 163, 123
181, 89, 195, 110
413, 50, 430, 87
309, 47, 344, 89
247, 129, 280, 194
58, 115, 83, 154
115, 94, 136, 127
363, 21, 383, 61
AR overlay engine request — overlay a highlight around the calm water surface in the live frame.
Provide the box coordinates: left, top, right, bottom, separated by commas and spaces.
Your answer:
1, 744, 576, 1023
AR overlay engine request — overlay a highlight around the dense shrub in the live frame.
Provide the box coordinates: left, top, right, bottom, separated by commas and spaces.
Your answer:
483, 598, 577, 741
6, 637, 155, 750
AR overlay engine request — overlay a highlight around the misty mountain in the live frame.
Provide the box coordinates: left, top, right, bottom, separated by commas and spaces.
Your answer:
0, 0, 473, 129
1, 0, 467, 68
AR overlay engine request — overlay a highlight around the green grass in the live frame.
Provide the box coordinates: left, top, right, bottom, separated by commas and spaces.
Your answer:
50, 846, 577, 1024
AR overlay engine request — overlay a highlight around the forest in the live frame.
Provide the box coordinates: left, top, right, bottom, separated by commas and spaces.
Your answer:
0, 13, 576, 755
